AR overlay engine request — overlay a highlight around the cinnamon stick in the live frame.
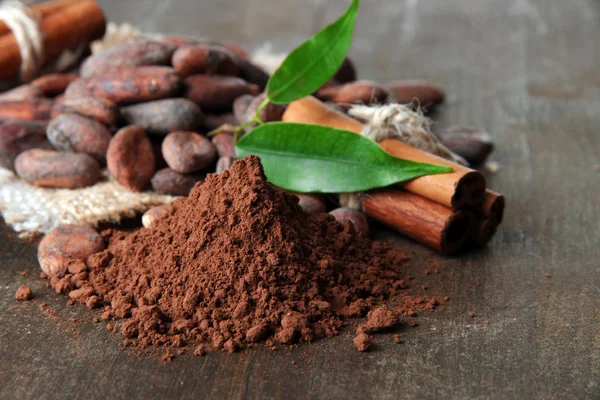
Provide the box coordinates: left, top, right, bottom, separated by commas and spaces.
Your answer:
469, 216, 499, 247
362, 189, 472, 254
0, 0, 106, 81
474, 189, 505, 223
282, 96, 486, 209
0, 0, 79, 37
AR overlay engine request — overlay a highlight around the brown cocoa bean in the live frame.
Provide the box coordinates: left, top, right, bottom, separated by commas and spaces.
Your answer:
172, 44, 239, 77
88, 66, 182, 104
162, 131, 217, 173
204, 113, 237, 130
64, 79, 92, 100
292, 192, 326, 215
329, 208, 369, 236
333, 57, 357, 84
47, 113, 112, 161
317, 80, 389, 105
223, 42, 250, 59
80, 38, 177, 78
232, 94, 255, 125
237, 58, 270, 89
215, 156, 234, 174
0, 99, 53, 121
150, 168, 204, 196
211, 132, 235, 158
386, 80, 446, 110
436, 126, 494, 166
15, 149, 101, 189
120, 98, 204, 135
0, 120, 51, 169
185, 75, 259, 111
249, 93, 286, 123
31, 73, 79, 97
0, 84, 43, 101
141, 204, 171, 228
38, 224, 105, 277
52, 96, 119, 126
106, 125, 156, 191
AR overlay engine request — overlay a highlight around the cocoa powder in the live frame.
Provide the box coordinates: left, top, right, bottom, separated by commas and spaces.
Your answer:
48, 156, 418, 352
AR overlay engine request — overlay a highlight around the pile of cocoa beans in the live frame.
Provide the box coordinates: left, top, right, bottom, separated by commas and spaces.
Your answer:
0, 36, 492, 235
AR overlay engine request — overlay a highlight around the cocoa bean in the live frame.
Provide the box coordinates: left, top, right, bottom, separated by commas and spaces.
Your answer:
172, 44, 239, 77
64, 79, 92, 100
185, 75, 259, 111
329, 208, 369, 236
215, 156, 234, 174
211, 132, 235, 158
31, 73, 79, 97
237, 58, 270, 89
162, 131, 217, 173
386, 80, 446, 110
38, 224, 105, 277
317, 80, 389, 105
0, 84, 42, 101
248, 93, 285, 123
0, 99, 53, 121
106, 125, 156, 191
88, 66, 182, 104
15, 149, 101, 189
232, 94, 255, 125
204, 113, 237, 130
150, 168, 204, 196
120, 98, 204, 135
436, 126, 494, 166
292, 192, 326, 215
52, 96, 119, 126
80, 38, 177, 78
223, 42, 250, 59
0, 120, 51, 169
333, 57, 357, 84
47, 113, 112, 161
141, 204, 171, 228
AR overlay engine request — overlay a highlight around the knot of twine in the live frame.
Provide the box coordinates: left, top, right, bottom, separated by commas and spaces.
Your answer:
0, 0, 44, 82
339, 104, 467, 210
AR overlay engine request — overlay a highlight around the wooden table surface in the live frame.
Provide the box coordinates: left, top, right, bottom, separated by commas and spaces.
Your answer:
1, 0, 599, 398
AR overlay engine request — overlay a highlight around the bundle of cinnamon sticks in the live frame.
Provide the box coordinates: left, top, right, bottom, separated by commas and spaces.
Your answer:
282, 97, 505, 254
0, 0, 106, 82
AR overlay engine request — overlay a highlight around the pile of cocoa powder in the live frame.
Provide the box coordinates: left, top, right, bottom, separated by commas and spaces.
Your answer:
46, 156, 443, 352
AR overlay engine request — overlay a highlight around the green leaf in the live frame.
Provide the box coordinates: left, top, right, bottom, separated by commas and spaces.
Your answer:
235, 122, 452, 193
266, 0, 359, 104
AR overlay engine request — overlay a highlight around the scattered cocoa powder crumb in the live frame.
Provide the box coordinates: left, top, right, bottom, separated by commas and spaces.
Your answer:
93, 317, 99, 323
67, 300, 75, 306
18, 270, 29, 277
194, 345, 206, 357
468, 312, 476, 318
106, 323, 114, 332
393, 334, 403, 344
353, 333, 372, 352
15, 285, 32, 300
544, 273, 552, 278
162, 350, 174, 363
360, 306, 399, 333
40, 272, 48, 279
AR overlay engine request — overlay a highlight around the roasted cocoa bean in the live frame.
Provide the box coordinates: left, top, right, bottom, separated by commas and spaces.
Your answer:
31, 73, 79, 97
142, 204, 171, 228
329, 208, 369, 236
292, 192, 326, 215
386, 80, 446, 110
211, 132, 235, 158
0, 120, 51, 169
38, 224, 105, 277
106, 125, 156, 191
172, 44, 239, 77
232, 94, 255, 125
15, 149, 101, 189
248, 93, 285, 123
215, 156, 234, 174
150, 168, 204, 196
317, 80, 389, 105
223, 42, 250, 59
120, 98, 204, 135
204, 113, 237, 130
0, 84, 42, 101
0, 99, 53, 121
185, 75, 259, 111
52, 96, 119, 126
162, 131, 217, 173
333, 57, 357, 84
88, 66, 182, 104
436, 126, 494, 166
236, 58, 270, 89
64, 79, 92, 100
47, 113, 112, 161
80, 38, 177, 78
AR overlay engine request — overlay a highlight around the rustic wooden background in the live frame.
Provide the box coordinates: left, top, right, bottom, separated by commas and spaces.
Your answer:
1, 0, 599, 398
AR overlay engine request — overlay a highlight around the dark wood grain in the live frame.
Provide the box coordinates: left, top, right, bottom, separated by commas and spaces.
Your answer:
1, 0, 599, 398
